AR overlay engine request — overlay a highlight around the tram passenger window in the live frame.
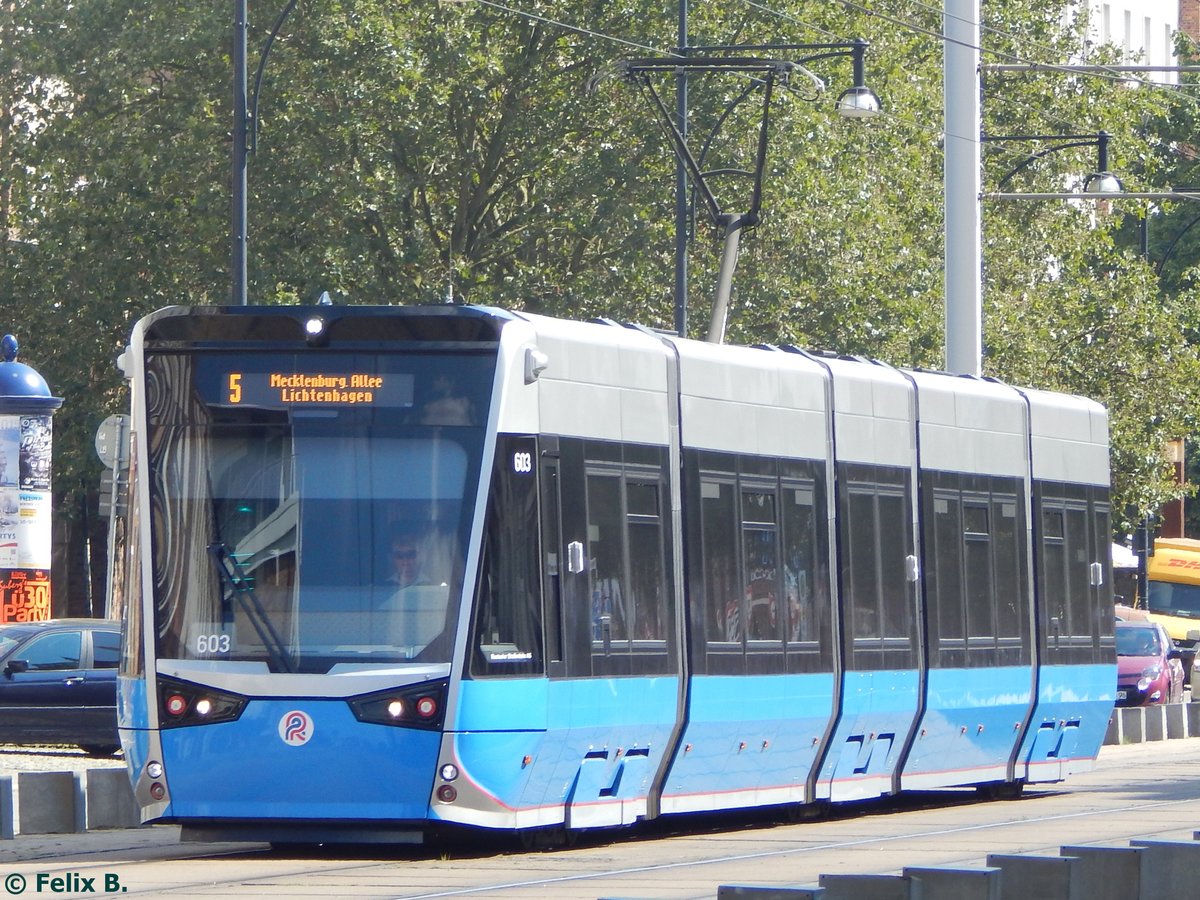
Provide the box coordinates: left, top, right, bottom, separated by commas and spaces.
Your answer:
931, 492, 965, 648
588, 474, 628, 646
701, 480, 739, 644
964, 502, 993, 640
742, 491, 780, 642
1040, 508, 1068, 644
626, 481, 666, 641
782, 485, 820, 645
1065, 506, 1092, 640
847, 490, 881, 640
993, 498, 1025, 642
878, 491, 910, 641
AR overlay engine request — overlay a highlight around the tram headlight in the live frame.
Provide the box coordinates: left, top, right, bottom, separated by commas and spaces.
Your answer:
158, 677, 247, 729
146, 761, 164, 779
347, 680, 448, 730
440, 764, 459, 782
304, 316, 328, 346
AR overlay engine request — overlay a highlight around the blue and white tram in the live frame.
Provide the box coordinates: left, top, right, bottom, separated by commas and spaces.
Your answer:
113, 304, 1114, 843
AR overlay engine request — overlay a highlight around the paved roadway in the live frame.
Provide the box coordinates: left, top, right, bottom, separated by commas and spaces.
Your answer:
2, 739, 1199, 899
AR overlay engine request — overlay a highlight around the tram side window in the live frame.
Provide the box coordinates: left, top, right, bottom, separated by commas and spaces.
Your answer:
782, 481, 829, 664
626, 481, 667, 642
964, 501, 993, 642
1041, 508, 1069, 644
994, 496, 1027, 654
742, 490, 780, 642
693, 452, 832, 676
701, 479, 740, 649
1040, 502, 1093, 651
585, 465, 671, 676
928, 490, 967, 666
1093, 500, 1115, 653
1037, 481, 1109, 664
923, 473, 1030, 669
469, 436, 543, 677
838, 464, 915, 671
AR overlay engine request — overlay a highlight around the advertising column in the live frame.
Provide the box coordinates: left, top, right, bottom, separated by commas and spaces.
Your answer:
0, 334, 63, 622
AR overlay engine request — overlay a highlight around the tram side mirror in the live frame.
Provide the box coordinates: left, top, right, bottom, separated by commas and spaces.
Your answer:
567, 541, 585, 574
524, 348, 549, 384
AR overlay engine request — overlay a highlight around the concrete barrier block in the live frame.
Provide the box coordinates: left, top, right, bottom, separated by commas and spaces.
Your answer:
1143, 704, 1166, 741
986, 853, 1080, 900
16, 772, 83, 835
1165, 702, 1187, 739
817, 874, 910, 900
84, 769, 139, 830
718, 886, 824, 899
1185, 701, 1200, 736
903, 866, 1000, 900
1119, 707, 1145, 743
1130, 839, 1200, 896
0, 777, 12, 840
1059, 845, 1141, 900
1103, 713, 1119, 745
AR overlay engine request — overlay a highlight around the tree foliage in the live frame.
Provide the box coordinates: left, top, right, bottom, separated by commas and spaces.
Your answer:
2, 0, 1198, 541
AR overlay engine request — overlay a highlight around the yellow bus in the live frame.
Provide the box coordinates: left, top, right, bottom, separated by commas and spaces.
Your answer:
1143, 537, 1200, 682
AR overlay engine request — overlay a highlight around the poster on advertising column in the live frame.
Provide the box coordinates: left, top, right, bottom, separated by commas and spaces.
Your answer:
0, 417, 18, 569
0, 415, 53, 622
19, 414, 52, 491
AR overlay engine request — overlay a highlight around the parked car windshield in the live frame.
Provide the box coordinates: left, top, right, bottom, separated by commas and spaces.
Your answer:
0, 629, 30, 658
1116, 625, 1163, 657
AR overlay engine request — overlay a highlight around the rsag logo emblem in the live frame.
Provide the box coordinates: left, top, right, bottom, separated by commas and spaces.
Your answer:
278, 710, 313, 746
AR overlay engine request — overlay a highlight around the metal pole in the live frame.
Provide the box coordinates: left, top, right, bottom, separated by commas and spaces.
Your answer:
943, 0, 981, 376
673, 0, 688, 338
707, 214, 745, 344
232, 0, 249, 306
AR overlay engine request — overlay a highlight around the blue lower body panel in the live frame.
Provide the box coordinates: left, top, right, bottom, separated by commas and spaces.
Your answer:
661, 673, 835, 814
435, 677, 678, 830
159, 698, 440, 821
1020, 662, 1115, 783
901, 666, 1031, 790
816, 669, 919, 802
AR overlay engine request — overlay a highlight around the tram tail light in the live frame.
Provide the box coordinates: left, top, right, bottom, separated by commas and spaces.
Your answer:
158, 677, 247, 728
347, 680, 448, 730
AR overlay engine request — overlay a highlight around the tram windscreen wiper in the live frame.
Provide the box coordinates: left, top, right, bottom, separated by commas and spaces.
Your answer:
208, 542, 297, 673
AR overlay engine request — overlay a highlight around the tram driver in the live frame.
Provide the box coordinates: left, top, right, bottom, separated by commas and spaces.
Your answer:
375, 523, 458, 657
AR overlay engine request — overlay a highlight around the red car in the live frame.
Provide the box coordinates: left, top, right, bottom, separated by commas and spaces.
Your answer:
1116, 620, 1185, 706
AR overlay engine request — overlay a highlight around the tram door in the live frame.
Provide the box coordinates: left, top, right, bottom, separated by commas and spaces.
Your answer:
536, 439, 680, 829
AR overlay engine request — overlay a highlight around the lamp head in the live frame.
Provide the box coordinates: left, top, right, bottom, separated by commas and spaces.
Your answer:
837, 39, 880, 118
836, 85, 881, 118
1083, 171, 1123, 195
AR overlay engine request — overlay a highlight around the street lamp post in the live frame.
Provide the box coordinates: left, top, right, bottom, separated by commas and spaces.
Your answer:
231, 0, 299, 306
232, 0, 248, 306
985, 131, 1123, 194
595, 42, 880, 343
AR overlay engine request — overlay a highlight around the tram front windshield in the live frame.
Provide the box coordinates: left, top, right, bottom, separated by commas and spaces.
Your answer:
145, 350, 493, 674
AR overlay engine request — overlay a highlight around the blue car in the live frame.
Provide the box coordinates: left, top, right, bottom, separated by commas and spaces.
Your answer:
0, 618, 121, 756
